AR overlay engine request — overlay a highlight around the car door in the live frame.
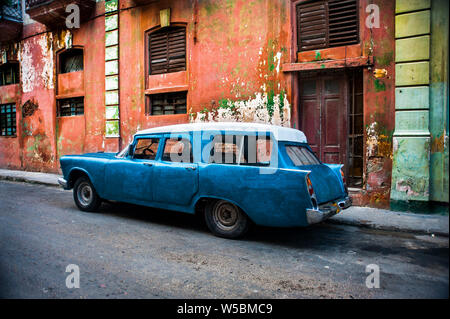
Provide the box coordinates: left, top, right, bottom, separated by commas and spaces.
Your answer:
152, 133, 199, 206
104, 136, 161, 203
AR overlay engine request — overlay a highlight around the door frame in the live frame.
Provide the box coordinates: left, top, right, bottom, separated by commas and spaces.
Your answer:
298, 70, 350, 172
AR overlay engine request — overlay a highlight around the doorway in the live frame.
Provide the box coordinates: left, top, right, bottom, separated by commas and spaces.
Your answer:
299, 69, 363, 188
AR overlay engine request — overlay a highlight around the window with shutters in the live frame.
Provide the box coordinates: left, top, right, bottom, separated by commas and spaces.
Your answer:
296, 0, 359, 52
146, 92, 187, 115
148, 26, 186, 75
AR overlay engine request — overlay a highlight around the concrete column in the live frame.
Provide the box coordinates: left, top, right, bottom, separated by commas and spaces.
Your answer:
391, 0, 431, 201
429, 0, 449, 203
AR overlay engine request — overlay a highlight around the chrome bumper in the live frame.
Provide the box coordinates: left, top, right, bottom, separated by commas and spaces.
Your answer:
58, 177, 69, 190
306, 196, 352, 225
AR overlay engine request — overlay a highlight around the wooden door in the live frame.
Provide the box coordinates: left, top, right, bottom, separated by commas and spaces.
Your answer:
299, 74, 348, 165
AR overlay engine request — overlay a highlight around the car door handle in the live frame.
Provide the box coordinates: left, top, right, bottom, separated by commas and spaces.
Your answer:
143, 163, 153, 167
185, 166, 196, 171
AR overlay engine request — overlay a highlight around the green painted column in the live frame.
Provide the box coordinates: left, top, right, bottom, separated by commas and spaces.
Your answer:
105, 0, 120, 138
430, 0, 449, 203
391, 0, 432, 201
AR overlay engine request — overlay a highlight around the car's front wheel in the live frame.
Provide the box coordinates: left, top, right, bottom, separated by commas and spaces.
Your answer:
73, 176, 101, 212
204, 200, 249, 239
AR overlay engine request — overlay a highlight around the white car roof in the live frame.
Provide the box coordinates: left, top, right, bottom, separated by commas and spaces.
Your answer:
135, 122, 307, 143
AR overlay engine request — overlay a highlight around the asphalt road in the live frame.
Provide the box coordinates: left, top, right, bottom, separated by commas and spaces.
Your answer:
0, 180, 448, 299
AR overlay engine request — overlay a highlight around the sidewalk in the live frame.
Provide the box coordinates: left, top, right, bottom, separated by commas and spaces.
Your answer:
1, 168, 448, 237
328, 206, 448, 237
0, 168, 60, 187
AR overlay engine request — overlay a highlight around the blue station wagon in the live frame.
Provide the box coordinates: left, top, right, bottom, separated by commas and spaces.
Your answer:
59, 122, 351, 238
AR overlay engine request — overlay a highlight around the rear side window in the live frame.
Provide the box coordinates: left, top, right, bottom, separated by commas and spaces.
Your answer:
162, 138, 193, 163
133, 138, 160, 160
209, 135, 272, 166
286, 145, 320, 166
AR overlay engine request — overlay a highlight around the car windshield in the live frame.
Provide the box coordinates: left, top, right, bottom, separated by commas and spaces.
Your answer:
286, 145, 320, 166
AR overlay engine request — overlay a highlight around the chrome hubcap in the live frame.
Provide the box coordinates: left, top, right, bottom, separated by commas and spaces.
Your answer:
77, 182, 93, 206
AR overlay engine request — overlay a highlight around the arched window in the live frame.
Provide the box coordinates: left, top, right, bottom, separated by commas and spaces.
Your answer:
148, 26, 186, 75
59, 48, 84, 74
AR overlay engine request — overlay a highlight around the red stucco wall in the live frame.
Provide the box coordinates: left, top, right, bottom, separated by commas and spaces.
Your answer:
0, 0, 395, 207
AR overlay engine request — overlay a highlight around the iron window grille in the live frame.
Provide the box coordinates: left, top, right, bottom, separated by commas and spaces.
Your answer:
25, 0, 49, 9
347, 69, 364, 188
0, 103, 16, 136
0, 0, 22, 23
149, 26, 186, 75
57, 97, 84, 117
146, 91, 187, 115
296, 0, 359, 52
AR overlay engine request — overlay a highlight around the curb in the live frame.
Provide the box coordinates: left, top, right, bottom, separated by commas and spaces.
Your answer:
325, 218, 449, 238
0, 175, 60, 188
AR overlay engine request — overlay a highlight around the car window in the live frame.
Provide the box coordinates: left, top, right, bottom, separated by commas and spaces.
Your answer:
209, 135, 272, 166
255, 138, 273, 164
209, 135, 245, 165
162, 138, 193, 163
286, 145, 320, 166
133, 138, 160, 160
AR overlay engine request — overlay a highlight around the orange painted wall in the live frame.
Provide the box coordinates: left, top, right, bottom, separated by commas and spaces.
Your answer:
0, 0, 396, 208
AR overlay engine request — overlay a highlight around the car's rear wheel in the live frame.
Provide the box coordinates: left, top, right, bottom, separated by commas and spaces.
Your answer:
204, 200, 249, 239
73, 176, 101, 212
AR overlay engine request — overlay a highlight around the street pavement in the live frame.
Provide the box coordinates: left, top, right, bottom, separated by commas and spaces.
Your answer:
1, 168, 448, 236
0, 180, 448, 299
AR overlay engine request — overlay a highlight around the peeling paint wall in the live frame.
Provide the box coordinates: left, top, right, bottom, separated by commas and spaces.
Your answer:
1, 0, 446, 207
2, 0, 295, 173
429, 0, 449, 203
390, 0, 449, 204
190, 92, 291, 126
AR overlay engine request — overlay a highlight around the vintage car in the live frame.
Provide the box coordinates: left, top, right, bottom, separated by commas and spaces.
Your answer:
58, 122, 351, 238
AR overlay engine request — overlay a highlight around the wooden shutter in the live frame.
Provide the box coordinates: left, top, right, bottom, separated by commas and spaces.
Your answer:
297, 0, 359, 52
297, 1, 328, 51
149, 27, 186, 75
328, 0, 359, 47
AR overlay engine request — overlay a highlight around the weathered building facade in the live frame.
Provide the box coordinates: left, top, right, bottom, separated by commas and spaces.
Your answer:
0, 0, 448, 208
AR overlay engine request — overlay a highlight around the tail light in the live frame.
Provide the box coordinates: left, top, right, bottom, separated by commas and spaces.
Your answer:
340, 166, 348, 193
306, 175, 314, 196
340, 167, 346, 184
306, 174, 318, 209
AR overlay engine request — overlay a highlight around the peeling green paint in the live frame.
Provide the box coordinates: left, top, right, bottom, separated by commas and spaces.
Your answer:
315, 50, 321, 61
374, 79, 386, 92
377, 51, 393, 67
